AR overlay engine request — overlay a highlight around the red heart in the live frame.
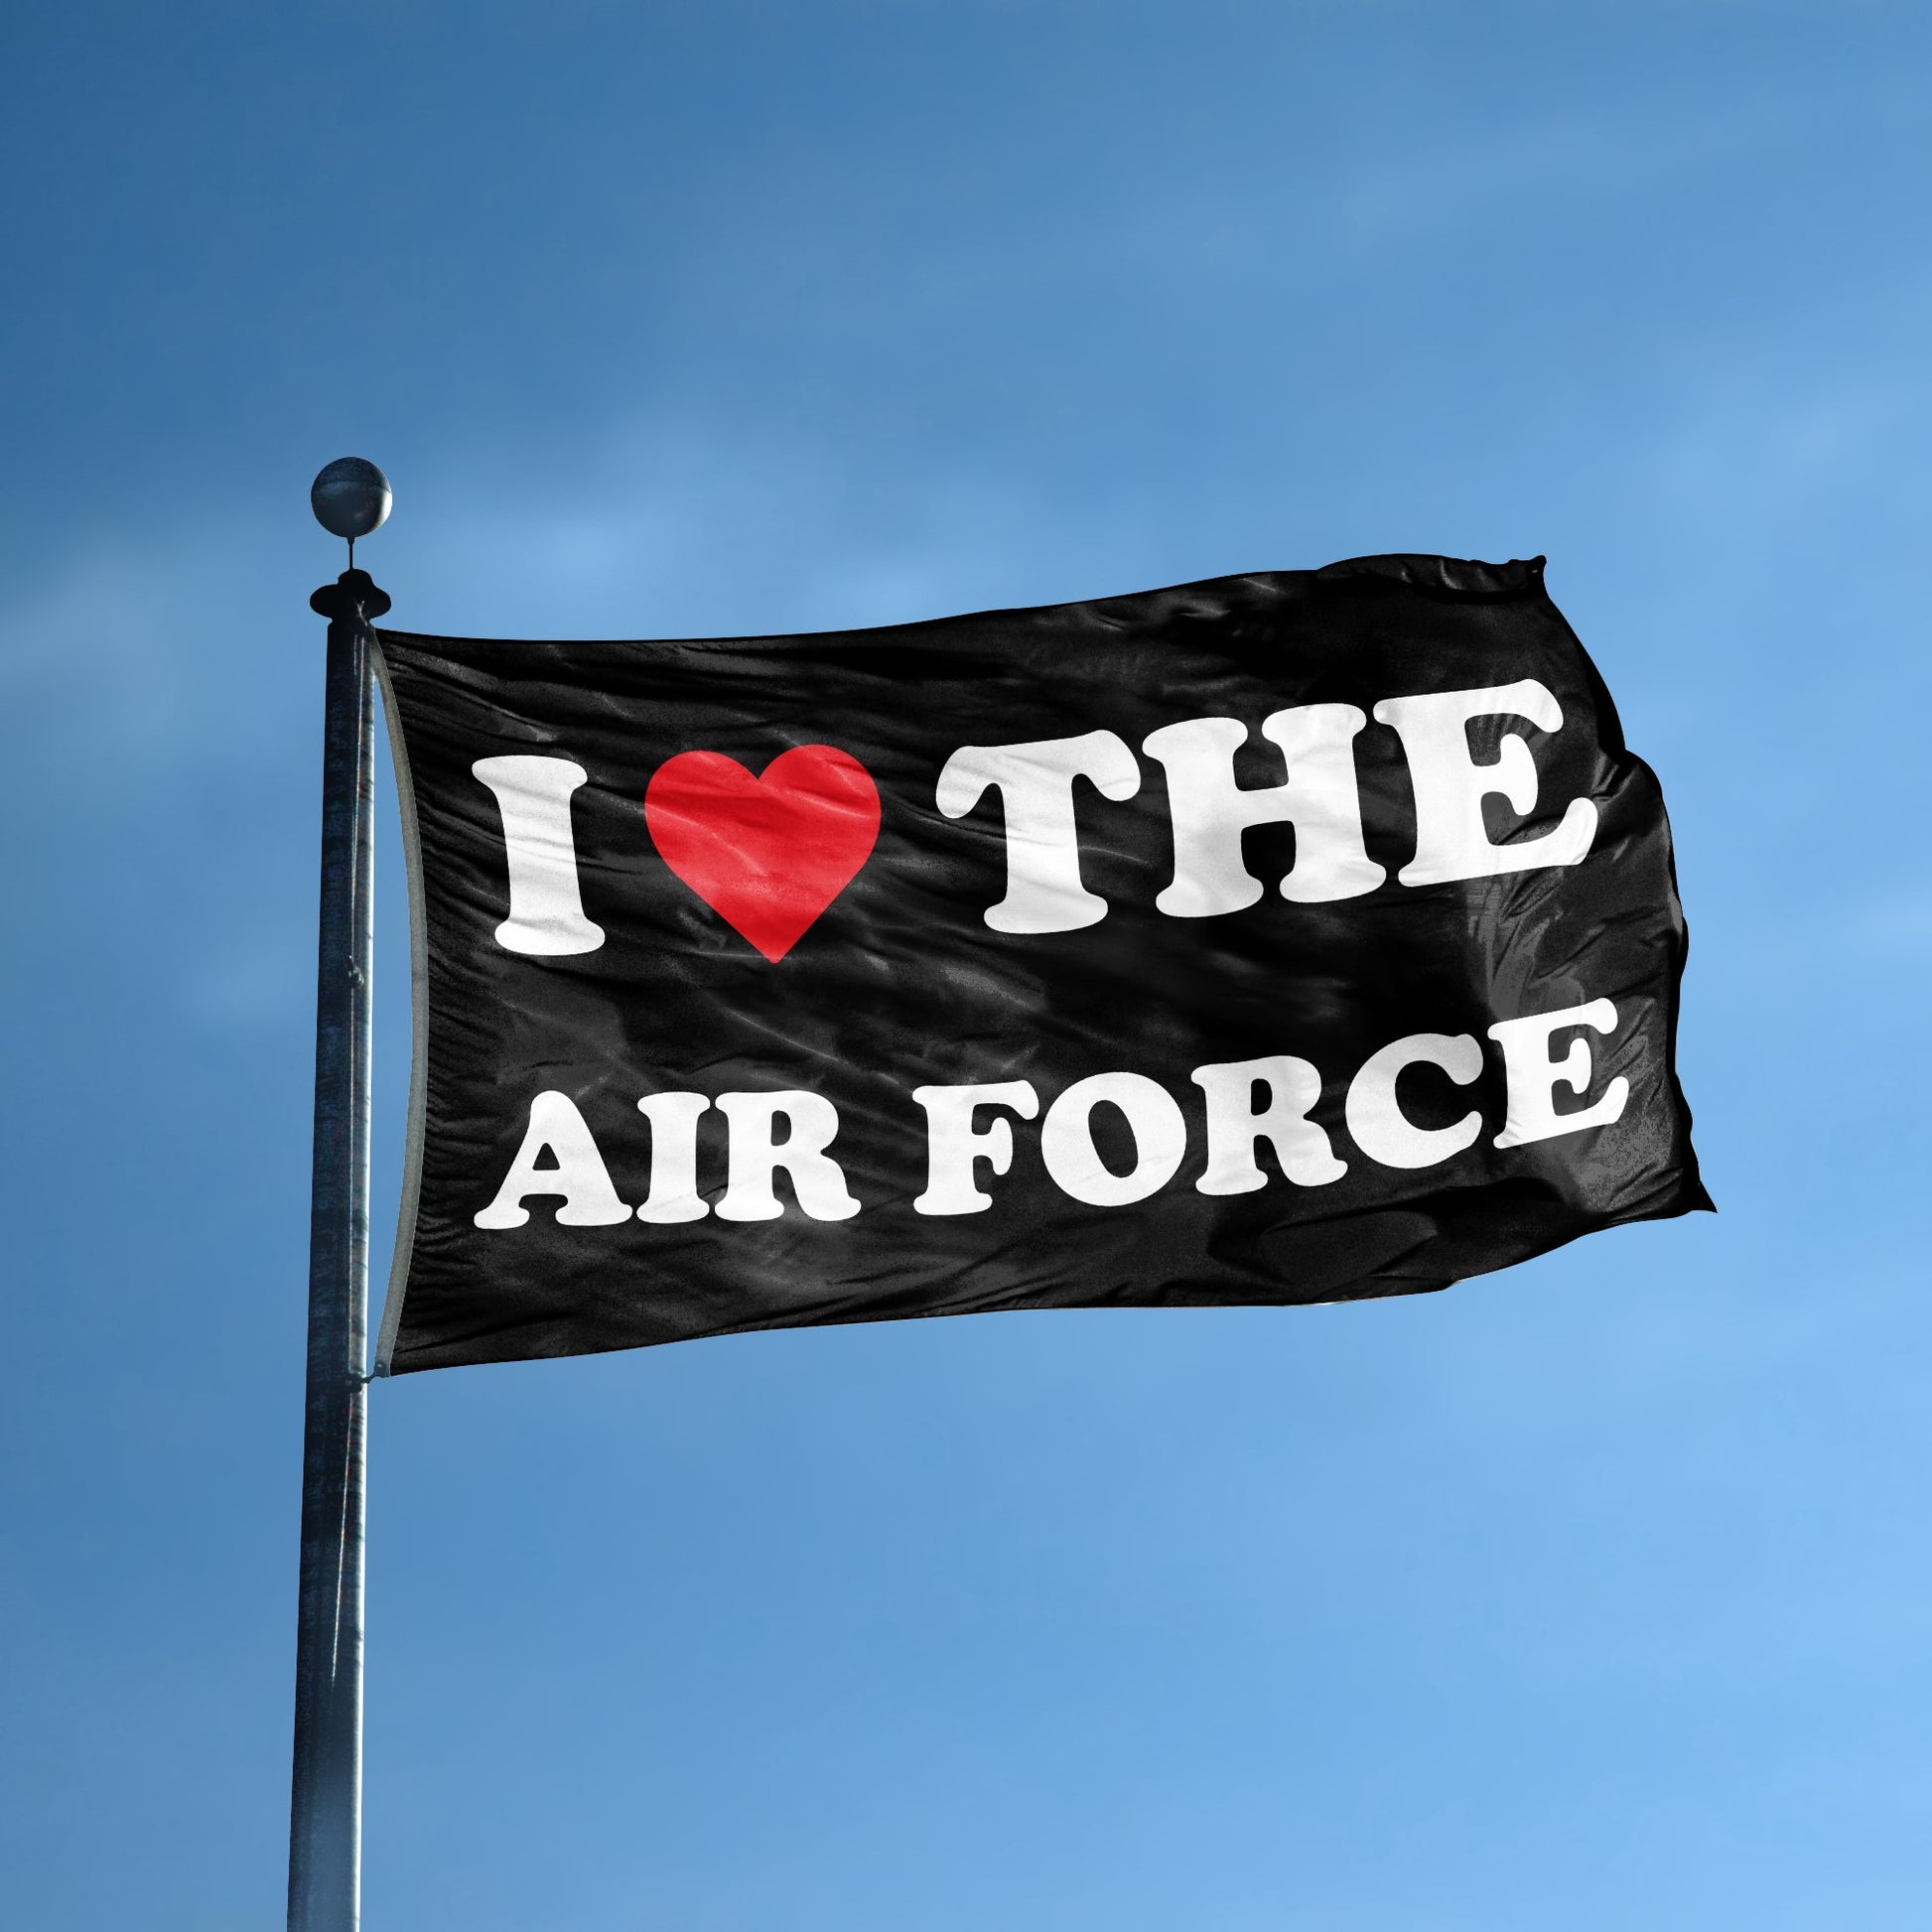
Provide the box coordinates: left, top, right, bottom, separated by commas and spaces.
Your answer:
644, 746, 882, 962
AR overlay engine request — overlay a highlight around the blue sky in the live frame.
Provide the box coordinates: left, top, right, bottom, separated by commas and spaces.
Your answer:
4, 3, 1931, 1926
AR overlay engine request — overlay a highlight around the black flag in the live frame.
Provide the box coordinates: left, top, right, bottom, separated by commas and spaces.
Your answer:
371, 555, 1707, 1374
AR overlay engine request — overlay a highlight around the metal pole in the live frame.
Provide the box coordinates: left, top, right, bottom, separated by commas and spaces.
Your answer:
289, 565, 389, 1932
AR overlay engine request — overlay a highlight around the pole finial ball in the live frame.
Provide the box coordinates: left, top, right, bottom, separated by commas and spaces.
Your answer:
311, 458, 393, 541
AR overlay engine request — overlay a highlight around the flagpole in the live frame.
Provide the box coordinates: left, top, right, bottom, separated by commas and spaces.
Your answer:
290, 462, 392, 1932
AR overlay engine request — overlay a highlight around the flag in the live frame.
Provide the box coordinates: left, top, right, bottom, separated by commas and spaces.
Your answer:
371, 554, 1707, 1374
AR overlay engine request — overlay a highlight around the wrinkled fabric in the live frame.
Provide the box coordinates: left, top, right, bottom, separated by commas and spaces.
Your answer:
374, 555, 1707, 1374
